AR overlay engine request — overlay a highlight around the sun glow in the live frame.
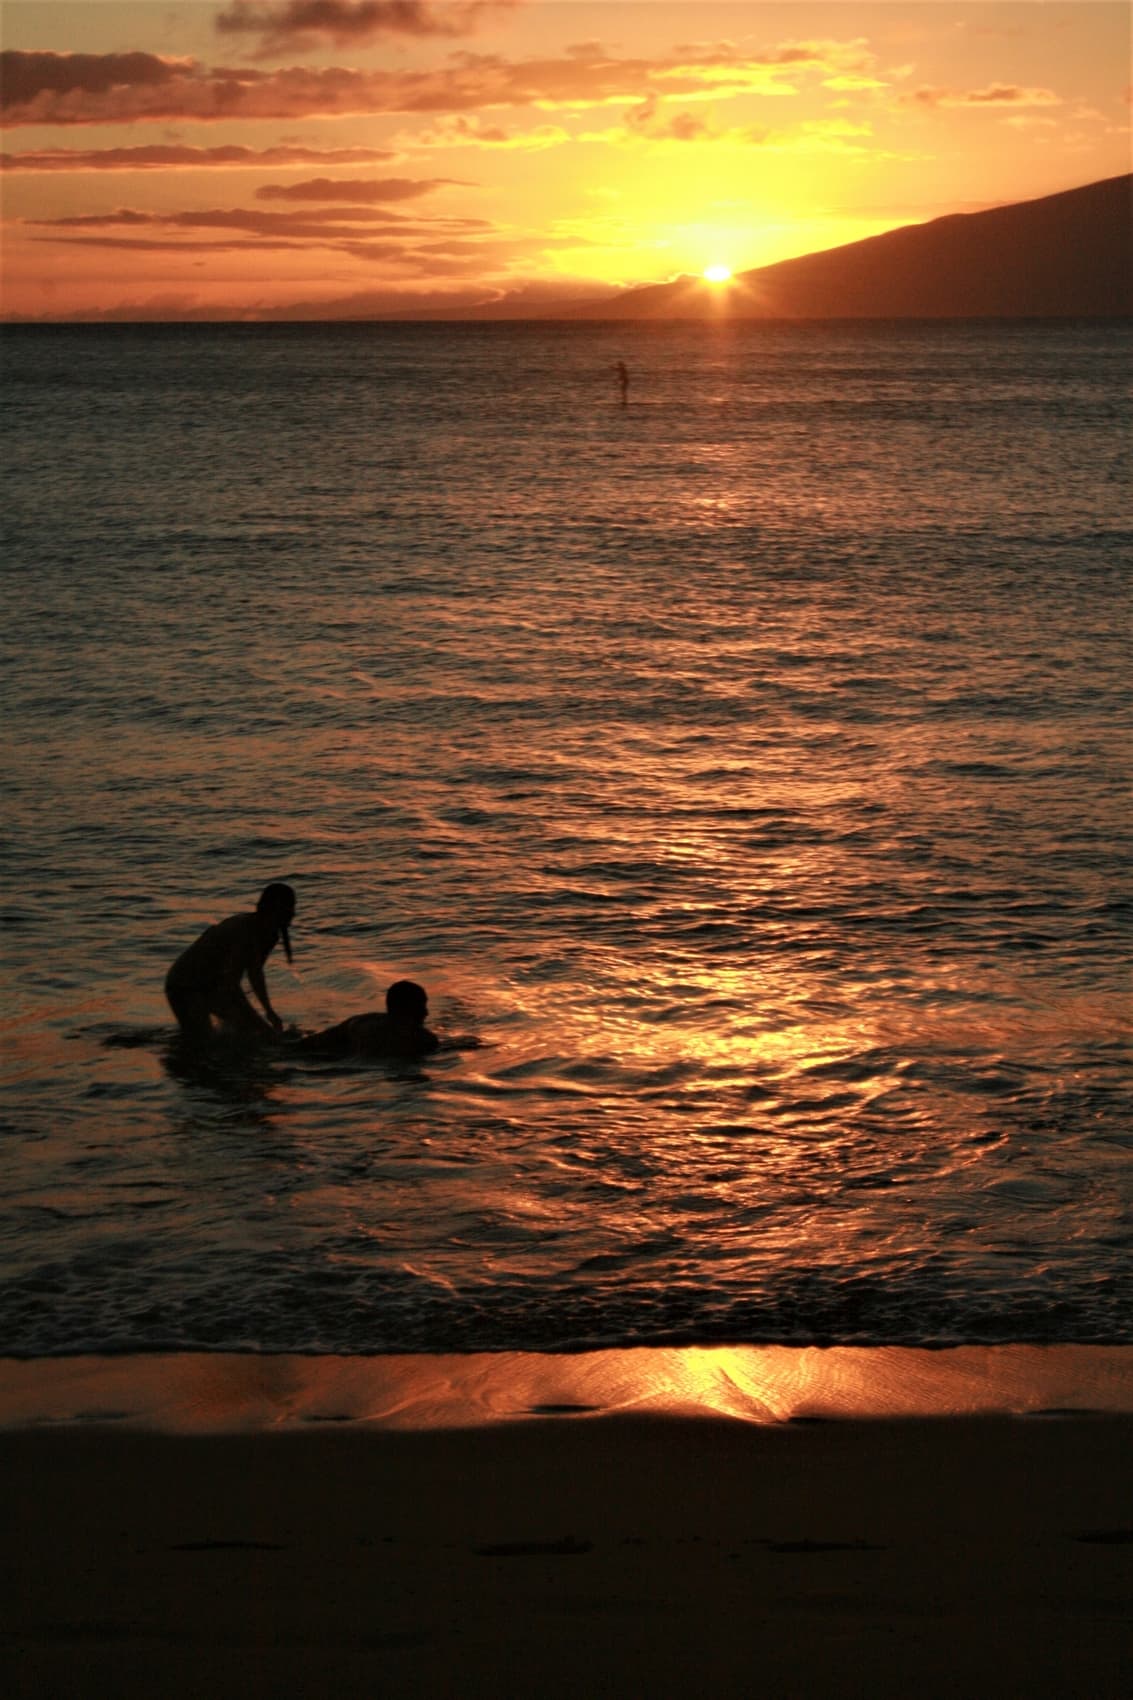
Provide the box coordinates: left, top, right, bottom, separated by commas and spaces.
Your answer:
703, 265, 733, 283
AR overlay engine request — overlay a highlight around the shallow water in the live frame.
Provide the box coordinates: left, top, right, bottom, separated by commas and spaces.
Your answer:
1, 319, 1130, 1353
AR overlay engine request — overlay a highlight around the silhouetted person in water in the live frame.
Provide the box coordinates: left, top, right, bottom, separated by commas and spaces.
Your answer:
615, 361, 629, 406
165, 883, 296, 1045
293, 979, 439, 1060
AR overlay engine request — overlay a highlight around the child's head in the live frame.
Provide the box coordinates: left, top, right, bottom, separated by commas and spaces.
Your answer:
257, 883, 296, 961
386, 980, 429, 1025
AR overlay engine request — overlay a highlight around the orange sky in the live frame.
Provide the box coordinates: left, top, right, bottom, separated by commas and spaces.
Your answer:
1, 2, 1129, 319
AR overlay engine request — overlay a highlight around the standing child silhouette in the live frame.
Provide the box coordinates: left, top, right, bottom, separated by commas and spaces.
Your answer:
165, 883, 296, 1045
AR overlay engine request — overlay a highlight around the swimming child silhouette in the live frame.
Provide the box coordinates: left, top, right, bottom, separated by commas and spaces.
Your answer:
292, 980, 439, 1059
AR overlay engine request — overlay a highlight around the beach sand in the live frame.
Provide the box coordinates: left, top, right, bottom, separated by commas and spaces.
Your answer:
2, 1348, 1131, 1697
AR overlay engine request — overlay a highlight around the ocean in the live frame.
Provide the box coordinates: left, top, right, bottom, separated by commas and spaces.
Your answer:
1, 318, 1130, 1356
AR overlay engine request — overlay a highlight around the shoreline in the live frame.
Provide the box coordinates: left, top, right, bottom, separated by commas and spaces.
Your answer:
4, 1349, 1131, 1697
2, 1343, 1131, 1432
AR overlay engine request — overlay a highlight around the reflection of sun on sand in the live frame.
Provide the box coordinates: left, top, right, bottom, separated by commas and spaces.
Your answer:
2, 1348, 1131, 1696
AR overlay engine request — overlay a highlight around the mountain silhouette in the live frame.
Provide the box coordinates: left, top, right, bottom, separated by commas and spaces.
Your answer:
571, 174, 1131, 319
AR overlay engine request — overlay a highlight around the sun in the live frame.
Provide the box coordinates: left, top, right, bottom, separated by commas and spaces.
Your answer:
703, 264, 733, 283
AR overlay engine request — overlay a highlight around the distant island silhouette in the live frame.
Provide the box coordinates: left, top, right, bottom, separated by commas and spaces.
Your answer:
570, 174, 1132, 321
442, 175, 1128, 322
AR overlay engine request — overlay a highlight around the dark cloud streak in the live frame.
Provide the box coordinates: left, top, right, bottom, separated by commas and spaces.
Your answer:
28, 204, 451, 238
254, 174, 464, 201
1, 143, 395, 172
1, 41, 844, 128
0, 50, 186, 104
215, 2, 513, 56
904, 83, 1059, 109
25, 203, 494, 243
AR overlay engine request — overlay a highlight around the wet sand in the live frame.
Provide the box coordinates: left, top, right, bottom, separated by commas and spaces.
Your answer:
2, 1348, 1131, 1697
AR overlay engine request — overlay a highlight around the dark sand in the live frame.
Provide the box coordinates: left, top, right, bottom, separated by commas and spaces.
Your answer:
2, 1349, 1131, 1698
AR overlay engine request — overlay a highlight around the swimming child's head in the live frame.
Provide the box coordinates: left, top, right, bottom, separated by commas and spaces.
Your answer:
258, 882, 296, 962
386, 979, 428, 1025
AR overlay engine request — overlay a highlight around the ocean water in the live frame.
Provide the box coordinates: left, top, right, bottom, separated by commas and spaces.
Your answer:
1, 318, 1130, 1356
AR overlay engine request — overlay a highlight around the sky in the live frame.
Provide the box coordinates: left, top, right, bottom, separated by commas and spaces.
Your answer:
1, 2, 1129, 320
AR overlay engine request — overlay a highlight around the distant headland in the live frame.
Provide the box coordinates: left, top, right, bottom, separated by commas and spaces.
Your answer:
468, 174, 1131, 322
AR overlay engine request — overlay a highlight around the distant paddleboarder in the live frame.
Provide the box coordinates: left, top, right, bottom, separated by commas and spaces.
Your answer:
165, 882, 296, 1045
615, 361, 629, 406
